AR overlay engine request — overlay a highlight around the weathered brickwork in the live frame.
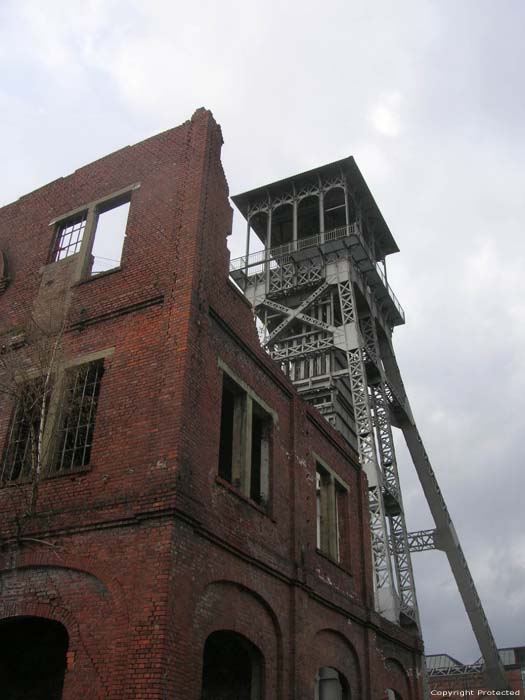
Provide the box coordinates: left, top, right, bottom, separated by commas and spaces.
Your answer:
0, 108, 423, 699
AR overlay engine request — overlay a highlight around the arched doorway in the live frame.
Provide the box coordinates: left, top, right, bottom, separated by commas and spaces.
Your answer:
201, 630, 263, 700
0, 616, 69, 699
314, 666, 349, 700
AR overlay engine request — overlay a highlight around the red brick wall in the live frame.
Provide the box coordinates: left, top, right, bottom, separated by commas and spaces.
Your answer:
0, 108, 423, 699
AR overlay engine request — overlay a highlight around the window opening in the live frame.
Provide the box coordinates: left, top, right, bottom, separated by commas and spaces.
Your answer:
218, 373, 271, 507
314, 667, 349, 700
90, 199, 130, 275
1, 377, 46, 482
323, 188, 347, 231
52, 213, 87, 261
316, 462, 349, 563
270, 203, 294, 248
218, 377, 239, 484
0, 617, 68, 700
297, 194, 320, 240
1, 360, 104, 483
54, 360, 104, 473
201, 630, 263, 700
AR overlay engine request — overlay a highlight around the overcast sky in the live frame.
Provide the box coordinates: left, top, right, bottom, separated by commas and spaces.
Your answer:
2, 0, 524, 663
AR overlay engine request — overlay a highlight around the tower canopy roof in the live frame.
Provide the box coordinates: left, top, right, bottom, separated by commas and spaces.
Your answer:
232, 156, 400, 258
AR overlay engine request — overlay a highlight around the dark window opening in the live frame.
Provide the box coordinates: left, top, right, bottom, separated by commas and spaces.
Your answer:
1, 360, 104, 484
248, 211, 268, 255
1, 378, 47, 483
0, 616, 68, 700
218, 373, 271, 507
324, 188, 347, 231
250, 405, 270, 505
54, 360, 104, 473
52, 214, 87, 262
201, 630, 263, 700
218, 379, 237, 483
90, 197, 130, 276
297, 195, 320, 240
271, 204, 294, 248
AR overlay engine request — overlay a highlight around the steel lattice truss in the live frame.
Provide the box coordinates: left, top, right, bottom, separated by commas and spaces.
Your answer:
360, 312, 419, 623
406, 529, 437, 553
427, 663, 484, 677
337, 276, 396, 606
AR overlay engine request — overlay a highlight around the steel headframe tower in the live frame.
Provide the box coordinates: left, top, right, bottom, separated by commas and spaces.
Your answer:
230, 157, 508, 692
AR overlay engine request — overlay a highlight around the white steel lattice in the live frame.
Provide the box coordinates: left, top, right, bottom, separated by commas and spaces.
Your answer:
359, 313, 420, 622
264, 282, 332, 345
337, 277, 396, 606
372, 382, 418, 622
270, 336, 334, 361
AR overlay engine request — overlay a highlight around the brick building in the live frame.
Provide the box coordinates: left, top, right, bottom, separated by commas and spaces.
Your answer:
0, 108, 423, 699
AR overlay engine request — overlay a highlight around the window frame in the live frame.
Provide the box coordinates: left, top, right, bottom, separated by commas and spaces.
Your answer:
0, 348, 114, 485
48, 183, 140, 280
314, 454, 350, 565
217, 360, 276, 510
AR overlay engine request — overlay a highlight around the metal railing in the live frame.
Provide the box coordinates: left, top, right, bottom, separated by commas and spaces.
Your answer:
230, 223, 405, 322
427, 662, 484, 677
230, 224, 354, 272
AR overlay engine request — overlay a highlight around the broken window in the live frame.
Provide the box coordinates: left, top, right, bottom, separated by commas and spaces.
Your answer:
1, 360, 104, 483
52, 213, 87, 261
1, 377, 47, 482
218, 372, 271, 507
53, 360, 104, 473
90, 197, 130, 275
316, 462, 349, 563
51, 187, 135, 277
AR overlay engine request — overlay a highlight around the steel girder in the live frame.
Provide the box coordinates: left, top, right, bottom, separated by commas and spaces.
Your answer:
406, 529, 438, 553
359, 314, 420, 624
336, 270, 398, 620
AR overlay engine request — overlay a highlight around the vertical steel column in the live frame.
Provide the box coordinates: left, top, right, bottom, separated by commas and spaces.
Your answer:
336, 264, 398, 621
265, 207, 272, 294
243, 216, 251, 284
360, 315, 420, 625
372, 382, 418, 619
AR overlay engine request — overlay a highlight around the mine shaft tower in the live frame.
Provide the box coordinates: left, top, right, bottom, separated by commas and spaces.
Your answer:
230, 157, 507, 691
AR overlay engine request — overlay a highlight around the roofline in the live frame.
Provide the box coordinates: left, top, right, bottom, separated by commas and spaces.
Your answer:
231, 155, 399, 257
